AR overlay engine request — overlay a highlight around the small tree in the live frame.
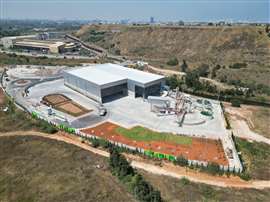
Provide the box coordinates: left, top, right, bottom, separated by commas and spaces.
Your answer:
165, 75, 179, 89
175, 155, 188, 166
231, 99, 241, 107
205, 162, 221, 175
166, 57, 179, 66
265, 24, 270, 33
185, 71, 201, 91
180, 59, 188, 72
91, 138, 100, 148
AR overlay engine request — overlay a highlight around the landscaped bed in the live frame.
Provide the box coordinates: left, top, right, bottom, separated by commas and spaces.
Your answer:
81, 122, 228, 166
42, 94, 91, 117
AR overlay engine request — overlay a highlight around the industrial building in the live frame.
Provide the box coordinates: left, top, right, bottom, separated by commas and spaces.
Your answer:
1, 34, 79, 54
14, 40, 66, 54
64, 63, 165, 103
13, 39, 78, 54
1, 35, 37, 48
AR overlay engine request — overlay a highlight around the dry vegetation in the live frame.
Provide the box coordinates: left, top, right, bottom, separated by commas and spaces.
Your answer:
139, 170, 270, 202
235, 137, 270, 180
0, 92, 56, 133
225, 103, 270, 139
77, 25, 270, 66
77, 25, 270, 91
0, 135, 136, 202
0, 52, 95, 66
250, 107, 270, 138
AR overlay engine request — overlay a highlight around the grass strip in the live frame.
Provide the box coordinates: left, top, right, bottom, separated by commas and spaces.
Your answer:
116, 126, 192, 145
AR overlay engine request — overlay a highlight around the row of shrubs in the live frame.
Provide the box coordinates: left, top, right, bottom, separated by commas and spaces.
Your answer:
173, 155, 250, 180
26, 109, 252, 182
27, 108, 251, 183
81, 135, 251, 181
220, 102, 231, 129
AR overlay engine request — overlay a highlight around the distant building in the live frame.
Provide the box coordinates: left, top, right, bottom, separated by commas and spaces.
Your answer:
178, 20, 185, 26
14, 40, 66, 54
13, 39, 79, 54
1, 35, 37, 49
37, 32, 65, 40
1, 33, 79, 54
150, 17, 155, 24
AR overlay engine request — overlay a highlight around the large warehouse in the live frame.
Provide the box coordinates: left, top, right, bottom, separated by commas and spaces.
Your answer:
64, 63, 165, 103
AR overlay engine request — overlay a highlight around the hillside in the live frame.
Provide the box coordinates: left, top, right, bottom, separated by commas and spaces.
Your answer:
76, 25, 270, 88
140, 170, 270, 202
0, 135, 136, 202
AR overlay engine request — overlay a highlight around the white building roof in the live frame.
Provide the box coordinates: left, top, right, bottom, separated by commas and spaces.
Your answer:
66, 63, 164, 86
1, 35, 37, 40
97, 63, 164, 84
66, 65, 126, 86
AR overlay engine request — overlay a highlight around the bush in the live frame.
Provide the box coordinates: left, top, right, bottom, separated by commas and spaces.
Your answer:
180, 60, 188, 72
166, 57, 179, 66
203, 162, 222, 175
231, 99, 241, 107
229, 63, 247, 69
224, 113, 231, 129
185, 71, 201, 90
175, 155, 188, 166
196, 64, 210, 77
239, 172, 251, 181
180, 177, 190, 186
91, 138, 100, 148
165, 75, 180, 89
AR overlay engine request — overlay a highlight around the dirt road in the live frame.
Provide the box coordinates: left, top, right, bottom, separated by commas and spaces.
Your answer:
147, 65, 232, 90
1, 131, 269, 189
224, 103, 270, 145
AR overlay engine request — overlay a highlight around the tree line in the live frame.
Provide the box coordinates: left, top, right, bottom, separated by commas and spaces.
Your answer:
109, 148, 163, 202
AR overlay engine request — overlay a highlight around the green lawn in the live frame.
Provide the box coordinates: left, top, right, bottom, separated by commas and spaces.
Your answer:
116, 126, 192, 145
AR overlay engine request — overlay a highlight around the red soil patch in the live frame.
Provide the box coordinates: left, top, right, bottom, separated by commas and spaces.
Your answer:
81, 122, 228, 166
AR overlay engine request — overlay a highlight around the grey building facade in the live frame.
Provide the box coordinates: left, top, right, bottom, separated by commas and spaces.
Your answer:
64, 63, 165, 103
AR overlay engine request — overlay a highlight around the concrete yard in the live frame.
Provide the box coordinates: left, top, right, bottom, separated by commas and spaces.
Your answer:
5, 66, 227, 139
27, 79, 227, 140
26, 79, 105, 128
105, 96, 227, 139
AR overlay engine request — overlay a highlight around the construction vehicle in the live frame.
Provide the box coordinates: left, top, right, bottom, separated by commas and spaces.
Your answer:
99, 106, 107, 116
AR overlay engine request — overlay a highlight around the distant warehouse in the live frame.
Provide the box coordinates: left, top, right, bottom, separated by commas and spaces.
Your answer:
13, 39, 78, 54
64, 63, 165, 103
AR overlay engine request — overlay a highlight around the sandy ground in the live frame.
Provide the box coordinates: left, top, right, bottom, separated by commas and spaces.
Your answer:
224, 103, 270, 145
1, 131, 269, 189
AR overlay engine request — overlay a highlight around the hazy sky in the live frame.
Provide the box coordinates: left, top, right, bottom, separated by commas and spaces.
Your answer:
1, 0, 269, 22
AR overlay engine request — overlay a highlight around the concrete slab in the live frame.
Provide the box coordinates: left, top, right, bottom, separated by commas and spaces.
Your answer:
26, 79, 106, 128
104, 96, 227, 139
